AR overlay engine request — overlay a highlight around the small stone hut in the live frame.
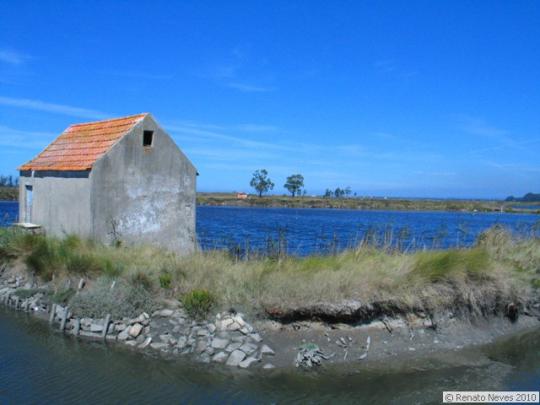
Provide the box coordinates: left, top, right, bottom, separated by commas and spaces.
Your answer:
18, 113, 197, 253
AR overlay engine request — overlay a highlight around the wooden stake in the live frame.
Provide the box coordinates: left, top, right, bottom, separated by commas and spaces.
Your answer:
49, 303, 57, 324
102, 314, 111, 339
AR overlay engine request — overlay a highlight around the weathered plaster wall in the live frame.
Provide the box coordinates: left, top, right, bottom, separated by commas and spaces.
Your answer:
90, 115, 197, 254
18, 172, 92, 237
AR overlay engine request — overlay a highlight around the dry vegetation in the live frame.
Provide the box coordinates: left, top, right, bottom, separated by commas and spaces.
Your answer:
1, 227, 539, 321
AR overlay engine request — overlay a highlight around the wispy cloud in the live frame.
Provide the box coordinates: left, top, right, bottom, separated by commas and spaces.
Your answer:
459, 116, 509, 137
0, 49, 28, 65
224, 82, 274, 93
374, 59, 397, 74
481, 161, 540, 173
101, 70, 174, 80
166, 122, 289, 151
0, 96, 110, 119
0, 125, 55, 149
201, 46, 276, 93
234, 124, 278, 132
184, 146, 280, 162
173, 121, 278, 133
455, 115, 535, 156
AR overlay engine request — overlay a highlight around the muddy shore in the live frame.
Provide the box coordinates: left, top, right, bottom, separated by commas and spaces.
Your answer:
2, 265, 539, 372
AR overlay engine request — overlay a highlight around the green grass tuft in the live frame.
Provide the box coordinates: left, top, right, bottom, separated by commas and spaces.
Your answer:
159, 272, 172, 289
412, 248, 490, 281
181, 289, 216, 319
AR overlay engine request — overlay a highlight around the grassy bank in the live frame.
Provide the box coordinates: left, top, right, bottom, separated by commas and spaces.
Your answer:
0, 227, 538, 321
197, 192, 540, 214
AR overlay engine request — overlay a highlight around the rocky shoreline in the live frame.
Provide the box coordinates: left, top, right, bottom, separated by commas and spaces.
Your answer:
2, 267, 540, 372
0, 272, 278, 370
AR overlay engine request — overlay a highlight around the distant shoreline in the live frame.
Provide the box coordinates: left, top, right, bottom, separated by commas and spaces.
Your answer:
1, 189, 539, 214
197, 193, 540, 214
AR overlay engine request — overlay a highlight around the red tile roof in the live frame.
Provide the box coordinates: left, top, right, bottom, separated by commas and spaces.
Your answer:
19, 113, 147, 171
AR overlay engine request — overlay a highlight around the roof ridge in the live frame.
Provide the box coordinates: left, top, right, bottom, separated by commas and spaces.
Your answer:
69, 113, 148, 128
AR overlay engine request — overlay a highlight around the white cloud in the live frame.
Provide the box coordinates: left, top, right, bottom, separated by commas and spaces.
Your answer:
101, 70, 174, 80
0, 125, 55, 149
459, 116, 509, 137
0, 49, 28, 65
234, 124, 278, 132
225, 82, 275, 93
0, 96, 110, 119
166, 122, 291, 151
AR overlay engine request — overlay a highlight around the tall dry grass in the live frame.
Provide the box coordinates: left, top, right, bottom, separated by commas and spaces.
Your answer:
1, 226, 538, 317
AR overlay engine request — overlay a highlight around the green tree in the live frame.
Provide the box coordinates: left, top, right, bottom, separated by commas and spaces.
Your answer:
323, 189, 333, 198
284, 174, 304, 197
250, 169, 274, 197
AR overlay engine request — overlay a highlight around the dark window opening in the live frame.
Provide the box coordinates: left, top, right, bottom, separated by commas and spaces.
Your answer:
143, 130, 154, 147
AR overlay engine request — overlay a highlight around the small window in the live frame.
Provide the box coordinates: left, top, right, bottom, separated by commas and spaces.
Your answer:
143, 130, 154, 147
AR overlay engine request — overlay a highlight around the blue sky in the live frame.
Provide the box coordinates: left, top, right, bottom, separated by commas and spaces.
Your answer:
1, 1, 539, 199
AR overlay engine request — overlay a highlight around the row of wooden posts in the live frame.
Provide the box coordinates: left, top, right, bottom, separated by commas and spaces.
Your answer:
2, 294, 111, 340
48, 304, 112, 339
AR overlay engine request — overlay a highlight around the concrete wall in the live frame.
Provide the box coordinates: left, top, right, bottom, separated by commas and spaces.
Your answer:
18, 171, 92, 237
90, 115, 197, 254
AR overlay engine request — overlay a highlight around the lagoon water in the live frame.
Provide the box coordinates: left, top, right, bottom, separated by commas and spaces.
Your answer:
1, 308, 539, 404
1, 201, 540, 402
2, 201, 538, 255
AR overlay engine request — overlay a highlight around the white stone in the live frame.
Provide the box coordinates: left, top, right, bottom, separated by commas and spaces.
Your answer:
226, 350, 246, 367
130, 314, 145, 325
156, 309, 174, 317
211, 337, 229, 349
115, 323, 127, 332
117, 329, 130, 341
150, 342, 169, 351
159, 334, 171, 343
249, 333, 263, 343
220, 318, 234, 330
129, 323, 143, 338
260, 345, 275, 356
197, 329, 209, 337
196, 340, 207, 353
225, 342, 243, 352
139, 337, 152, 349
227, 322, 241, 332
239, 342, 258, 355
263, 363, 276, 369
233, 314, 246, 327
239, 356, 259, 369
90, 323, 104, 333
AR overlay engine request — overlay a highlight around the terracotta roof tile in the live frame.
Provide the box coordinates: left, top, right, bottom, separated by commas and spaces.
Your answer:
19, 113, 147, 171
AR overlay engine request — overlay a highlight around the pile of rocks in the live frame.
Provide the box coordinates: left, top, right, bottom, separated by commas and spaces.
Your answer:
0, 273, 276, 370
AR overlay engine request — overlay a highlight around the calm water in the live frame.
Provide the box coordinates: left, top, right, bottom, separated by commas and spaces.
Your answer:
0, 308, 539, 404
1, 201, 539, 255
1, 203, 539, 402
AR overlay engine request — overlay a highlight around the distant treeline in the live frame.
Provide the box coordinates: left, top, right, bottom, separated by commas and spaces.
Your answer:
0, 175, 18, 201
505, 192, 540, 203
0, 175, 18, 188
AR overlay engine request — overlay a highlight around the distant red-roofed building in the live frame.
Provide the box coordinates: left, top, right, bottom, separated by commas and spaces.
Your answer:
18, 113, 197, 254
236, 192, 248, 199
